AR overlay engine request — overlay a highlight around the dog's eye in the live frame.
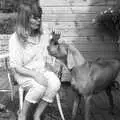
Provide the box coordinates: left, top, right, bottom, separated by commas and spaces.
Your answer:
54, 42, 58, 45
49, 39, 58, 45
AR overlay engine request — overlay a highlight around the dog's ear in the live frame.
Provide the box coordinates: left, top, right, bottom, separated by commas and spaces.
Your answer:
67, 47, 75, 69
67, 44, 86, 69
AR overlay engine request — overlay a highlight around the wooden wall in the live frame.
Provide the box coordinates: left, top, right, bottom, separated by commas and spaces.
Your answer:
40, 0, 120, 60
39, 0, 120, 81
0, 0, 120, 81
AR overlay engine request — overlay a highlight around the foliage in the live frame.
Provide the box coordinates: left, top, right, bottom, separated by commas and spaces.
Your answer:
0, 0, 20, 13
94, 7, 120, 40
0, 17, 15, 34
0, 0, 37, 13
0, 0, 40, 34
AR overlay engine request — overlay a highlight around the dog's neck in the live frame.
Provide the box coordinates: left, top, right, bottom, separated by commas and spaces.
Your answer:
59, 57, 67, 66
57, 56, 72, 71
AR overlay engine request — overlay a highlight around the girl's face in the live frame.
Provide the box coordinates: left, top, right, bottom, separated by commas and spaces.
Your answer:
29, 15, 41, 30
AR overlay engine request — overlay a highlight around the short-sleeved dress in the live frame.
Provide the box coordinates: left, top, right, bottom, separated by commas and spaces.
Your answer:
9, 23, 61, 103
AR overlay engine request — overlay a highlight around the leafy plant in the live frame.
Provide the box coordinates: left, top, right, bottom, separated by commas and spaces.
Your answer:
94, 7, 120, 40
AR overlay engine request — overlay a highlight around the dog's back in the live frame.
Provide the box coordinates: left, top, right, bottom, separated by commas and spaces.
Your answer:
70, 59, 120, 95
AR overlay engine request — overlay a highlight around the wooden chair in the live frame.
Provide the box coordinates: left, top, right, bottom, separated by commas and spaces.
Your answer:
4, 56, 65, 120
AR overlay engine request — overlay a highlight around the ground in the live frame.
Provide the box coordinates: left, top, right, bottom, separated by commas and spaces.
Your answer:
0, 69, 120, 120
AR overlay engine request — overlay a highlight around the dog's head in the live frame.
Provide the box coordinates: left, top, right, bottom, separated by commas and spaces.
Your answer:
47, 31, 67, 59
47, 32, 86, 69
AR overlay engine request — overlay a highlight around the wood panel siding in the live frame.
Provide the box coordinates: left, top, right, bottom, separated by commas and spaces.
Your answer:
38, 0, 120, 54
42, 6, 115, 14
39, 0, 120, 81
40, 0, 117, 6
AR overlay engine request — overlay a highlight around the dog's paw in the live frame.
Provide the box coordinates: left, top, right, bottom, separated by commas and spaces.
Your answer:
0, 104, 9, 113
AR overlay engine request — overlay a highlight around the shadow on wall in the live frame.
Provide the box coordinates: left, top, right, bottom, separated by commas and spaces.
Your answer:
75, 0, 120, 39
73, 0, 120, 60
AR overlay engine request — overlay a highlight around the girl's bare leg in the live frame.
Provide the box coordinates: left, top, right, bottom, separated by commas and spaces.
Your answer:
34, 100, 48, 120
18, 100, 33, 120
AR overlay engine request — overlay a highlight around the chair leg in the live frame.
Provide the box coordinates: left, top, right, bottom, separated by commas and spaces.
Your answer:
56, 93, 65, 120
7, 72, 14, 101
18, 87, 64, 120
19, 87, 24, 111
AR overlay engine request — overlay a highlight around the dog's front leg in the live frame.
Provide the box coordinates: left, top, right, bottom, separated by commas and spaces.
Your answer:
84, 95, 92, 120
105, 87, 114, 114
72, 91, 81, 120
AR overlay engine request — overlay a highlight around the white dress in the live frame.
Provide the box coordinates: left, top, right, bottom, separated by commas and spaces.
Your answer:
9, 23, 61, 103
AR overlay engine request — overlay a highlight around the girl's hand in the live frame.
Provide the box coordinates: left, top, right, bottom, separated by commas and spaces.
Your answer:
34, 73, 48, 87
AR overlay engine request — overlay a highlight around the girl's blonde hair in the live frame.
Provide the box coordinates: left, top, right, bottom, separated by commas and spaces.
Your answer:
16, 1, 43, 43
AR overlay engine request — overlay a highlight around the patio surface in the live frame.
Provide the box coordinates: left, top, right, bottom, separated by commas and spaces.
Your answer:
0, 68, 120, 120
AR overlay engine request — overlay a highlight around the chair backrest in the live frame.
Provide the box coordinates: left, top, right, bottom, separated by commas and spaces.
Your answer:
4, 57, 9, 72
4, 57, 17, 85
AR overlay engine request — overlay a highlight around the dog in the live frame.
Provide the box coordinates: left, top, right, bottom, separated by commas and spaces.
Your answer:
47, 32, 120, 120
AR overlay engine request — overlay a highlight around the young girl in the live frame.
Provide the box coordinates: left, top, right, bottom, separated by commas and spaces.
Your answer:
9, 1, 61, 120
